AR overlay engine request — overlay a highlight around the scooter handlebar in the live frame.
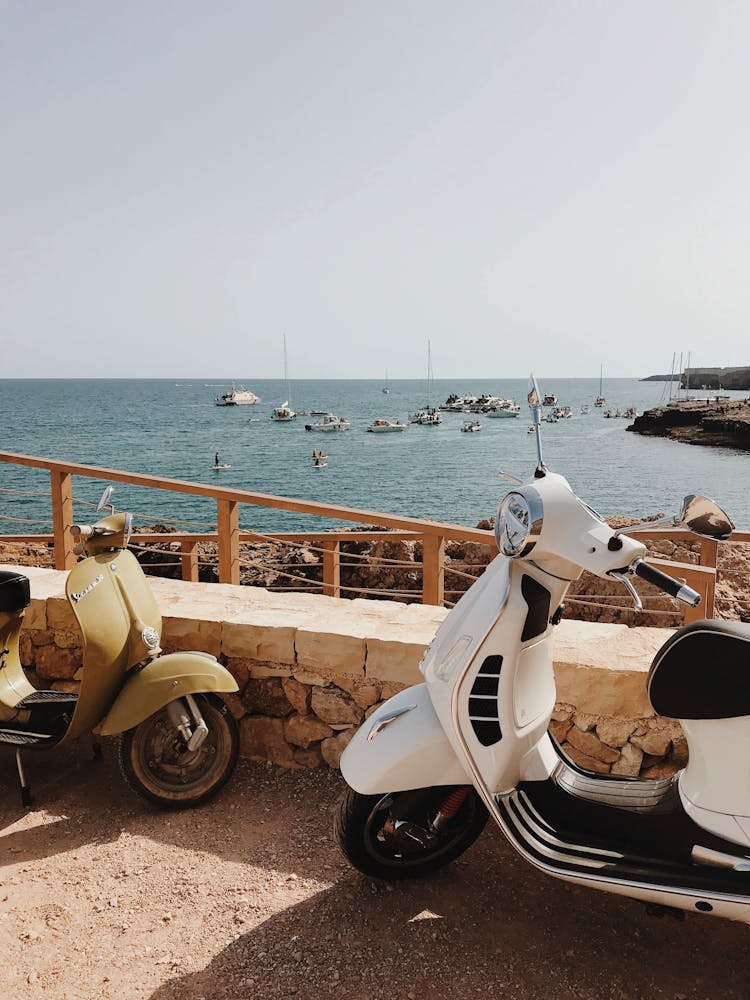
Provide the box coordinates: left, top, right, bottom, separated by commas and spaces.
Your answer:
633, 559, 701, 607
71, 524, 94, 539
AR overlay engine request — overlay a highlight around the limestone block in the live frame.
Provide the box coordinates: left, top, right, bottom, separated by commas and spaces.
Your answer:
566, 727, 620, 764
242, 678, 294, 718
293, 669, 329, 687
296, 629, 366, 676
335, 676, 382, 709
630, 729, 672, 757
31, 629, 54, 647
25, 599, 47, 631
642, 762, 678, 780
563, 743, 611, 774
549, 719, 572, 744
284, 713, 333, 748
572, 712, 599, 733
222, 622, 296, 664
225, 658, 250, 693
35, 644, 80, 680
553, 620, 671, 718
551, 703, 574, 723
161, 617, 221, 657
246, 660, 293, 680
51, 680, 80, 693
222, 692, 248, 720
671, 732, 689, 767
365, 638, 424, 686
53, 630, 83, 653
311, 687, 363, 726
380, 681, 406, 700
596, 717, 639, 749
239, 716, 296, 767
320, 728, 355, 769
19, 633, 34, 665
282, 677, 310, 715
611, 742, 644, 777
294, 747, 323, 768
46, 597, 78, 633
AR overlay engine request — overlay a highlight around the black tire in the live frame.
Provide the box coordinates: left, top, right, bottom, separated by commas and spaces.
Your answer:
118, 693, 239, 809
335, 784, 488, 880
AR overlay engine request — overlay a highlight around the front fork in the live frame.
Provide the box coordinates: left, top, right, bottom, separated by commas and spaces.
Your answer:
388, 786, 472, 848
167, 694, 209, 751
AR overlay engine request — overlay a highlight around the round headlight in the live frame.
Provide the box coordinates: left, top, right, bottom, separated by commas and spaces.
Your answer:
495, 488, 543, 557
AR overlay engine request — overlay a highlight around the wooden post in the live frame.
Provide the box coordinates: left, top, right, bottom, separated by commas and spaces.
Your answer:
217, 500, 240, 584
648, 558, 715, 623
322, 539, 341, 597
699, 538, 719, 569
422, 533, 445, 606
181, 539, 200, 583
50, 470, 76, 570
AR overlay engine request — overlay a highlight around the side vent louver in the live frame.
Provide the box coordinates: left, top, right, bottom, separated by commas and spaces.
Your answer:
469, 655, 503, 746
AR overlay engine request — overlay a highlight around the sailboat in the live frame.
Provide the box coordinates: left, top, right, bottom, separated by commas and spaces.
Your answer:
272, 335, 296, 421
595, 364, 606, 407
382, 370, 390, 394
411, 341, 442, 425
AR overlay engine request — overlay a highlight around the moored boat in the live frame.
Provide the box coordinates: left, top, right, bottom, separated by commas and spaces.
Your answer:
304, 414, 351, 432
367, 418, 406, 433
461, 420, 481, 432
215, 384, 260, 406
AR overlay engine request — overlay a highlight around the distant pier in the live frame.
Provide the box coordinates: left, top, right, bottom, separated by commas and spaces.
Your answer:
627, 398, 750, 450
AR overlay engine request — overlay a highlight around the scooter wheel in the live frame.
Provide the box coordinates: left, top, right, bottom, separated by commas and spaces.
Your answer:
335, 785, 487, 880
117, 693, 239, 809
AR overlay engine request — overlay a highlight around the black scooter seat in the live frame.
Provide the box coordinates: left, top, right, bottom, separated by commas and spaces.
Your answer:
648, 619, 750, 719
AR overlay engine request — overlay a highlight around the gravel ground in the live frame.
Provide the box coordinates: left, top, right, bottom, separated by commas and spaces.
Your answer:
0, 742, 748, 1000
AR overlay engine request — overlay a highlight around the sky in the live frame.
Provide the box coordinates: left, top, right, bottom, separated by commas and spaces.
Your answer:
2, 1, 749, 379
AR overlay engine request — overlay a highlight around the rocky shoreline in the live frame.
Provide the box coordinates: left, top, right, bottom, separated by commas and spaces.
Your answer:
627, 398, 750, 450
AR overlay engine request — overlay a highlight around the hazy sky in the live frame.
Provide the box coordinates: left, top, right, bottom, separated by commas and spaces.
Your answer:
2, 2, 749, 379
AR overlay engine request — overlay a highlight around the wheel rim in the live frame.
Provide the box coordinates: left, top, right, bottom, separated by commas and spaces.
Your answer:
130, 697, 232, 800
362, 788, 479, 870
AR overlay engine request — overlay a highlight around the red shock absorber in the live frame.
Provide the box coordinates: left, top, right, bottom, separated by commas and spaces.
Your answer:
432, 786, 471, 830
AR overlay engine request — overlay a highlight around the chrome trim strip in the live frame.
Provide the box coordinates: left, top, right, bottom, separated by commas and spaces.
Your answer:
691, 845, 750, 872
554, 759, 677, 813
367, 704, 417, 742
514, 792, 623, 860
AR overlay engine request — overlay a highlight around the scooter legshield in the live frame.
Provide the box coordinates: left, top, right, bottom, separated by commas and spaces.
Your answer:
339, 683, 471, 794
99, 652, 238, 735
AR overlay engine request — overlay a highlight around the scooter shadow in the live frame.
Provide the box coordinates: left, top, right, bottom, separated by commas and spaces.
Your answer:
146, 834, 750, 1000
0, 743, 343, 880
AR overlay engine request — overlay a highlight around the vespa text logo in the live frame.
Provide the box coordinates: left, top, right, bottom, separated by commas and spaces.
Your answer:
71, 574, 104, 603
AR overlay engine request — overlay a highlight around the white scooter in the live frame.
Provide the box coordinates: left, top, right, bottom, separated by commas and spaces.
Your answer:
336, 378, 750, 924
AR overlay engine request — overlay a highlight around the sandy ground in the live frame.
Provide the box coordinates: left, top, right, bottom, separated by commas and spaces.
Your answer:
0, 742, 748, 1000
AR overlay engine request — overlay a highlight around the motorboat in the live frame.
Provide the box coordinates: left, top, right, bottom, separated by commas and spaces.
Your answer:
486, 401, 521, 418
304, 414, 351, 432
215, 384, 260, 406
552, 406, 572, 419
461, 420, 481, 432
441, 394, 477, 412
367, 418, 406, 433
542, 393, 557, 406
580, 404, 590, 415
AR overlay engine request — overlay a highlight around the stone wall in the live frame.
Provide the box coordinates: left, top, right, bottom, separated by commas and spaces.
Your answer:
4, 564, 685, 778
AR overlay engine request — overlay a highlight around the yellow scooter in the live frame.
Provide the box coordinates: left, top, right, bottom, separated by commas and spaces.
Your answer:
0, 488, 239, 808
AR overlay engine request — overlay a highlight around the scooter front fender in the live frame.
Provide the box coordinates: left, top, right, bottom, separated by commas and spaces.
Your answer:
99, 652, 238, 735
340, 683, 471, 794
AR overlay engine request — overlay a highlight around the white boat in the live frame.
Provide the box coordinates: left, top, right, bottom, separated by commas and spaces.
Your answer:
542, 393, 557, 407
272, 336, 296, 421
552, 406, 572, 419
304, 414, 351, 432
367, 418, 406, 433
580, 404, 590, 415
486, 401, 521, 418
595, 364, 606, 407
382, 370, 390, 394
215, 384, 260, 406
461, 420, 481, 432
413, 341, 442, 424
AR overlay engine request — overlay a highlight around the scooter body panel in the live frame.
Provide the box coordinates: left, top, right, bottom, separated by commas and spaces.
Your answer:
99, 652, 238, 735
0, 610, 36, 719
63, 550, 163, 740
339, 684, 471, 794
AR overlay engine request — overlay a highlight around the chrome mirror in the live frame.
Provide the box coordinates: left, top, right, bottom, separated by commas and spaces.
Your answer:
96, 485, 114, 513
678, 494, 734, 540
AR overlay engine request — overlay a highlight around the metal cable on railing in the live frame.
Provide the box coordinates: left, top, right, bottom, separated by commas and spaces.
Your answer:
0, 513, 52, 525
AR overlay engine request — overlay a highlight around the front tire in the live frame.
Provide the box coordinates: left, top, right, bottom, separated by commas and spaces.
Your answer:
335, 785, 487, 880
118, 693, 239, 809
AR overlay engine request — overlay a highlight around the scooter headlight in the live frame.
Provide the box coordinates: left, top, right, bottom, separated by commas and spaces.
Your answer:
495, 488, 544, 557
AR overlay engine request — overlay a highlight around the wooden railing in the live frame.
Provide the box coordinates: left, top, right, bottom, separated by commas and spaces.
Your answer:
0, 451, 496, 606
1, 451, 746, 619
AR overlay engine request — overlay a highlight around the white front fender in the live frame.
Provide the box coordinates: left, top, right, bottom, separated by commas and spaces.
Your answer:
339, 684, 471, 794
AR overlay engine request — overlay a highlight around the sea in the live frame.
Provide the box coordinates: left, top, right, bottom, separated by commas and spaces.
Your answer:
0, 378, 748, 535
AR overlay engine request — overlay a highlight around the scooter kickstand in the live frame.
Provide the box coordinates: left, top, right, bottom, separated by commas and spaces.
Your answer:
16, 749, 32, 808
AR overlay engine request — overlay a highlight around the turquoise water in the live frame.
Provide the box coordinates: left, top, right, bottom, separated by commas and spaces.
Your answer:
1, 378, 748, 533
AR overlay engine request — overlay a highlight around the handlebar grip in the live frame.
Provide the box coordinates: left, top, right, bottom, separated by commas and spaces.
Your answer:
71, 524, 94, 539
633, 560, 701, 607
